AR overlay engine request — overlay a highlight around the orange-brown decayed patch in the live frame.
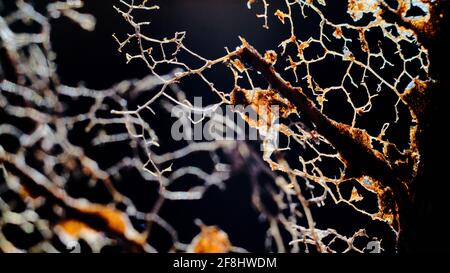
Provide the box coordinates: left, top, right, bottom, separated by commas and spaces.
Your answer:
264, 50, 278, 65
350, 187, 364, 202
274, 9, 287, 24
189, 225, 232, 253
76, 204, 146, 245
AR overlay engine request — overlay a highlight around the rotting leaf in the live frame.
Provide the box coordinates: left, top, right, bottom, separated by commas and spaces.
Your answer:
188, 225, 232, 253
